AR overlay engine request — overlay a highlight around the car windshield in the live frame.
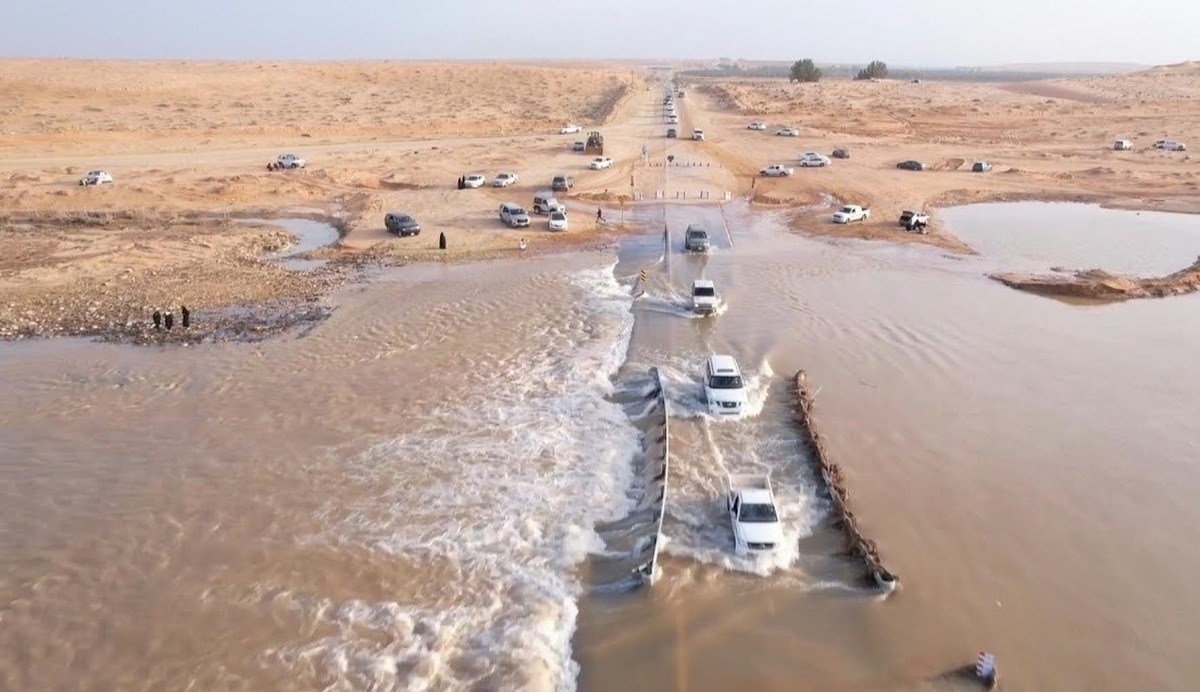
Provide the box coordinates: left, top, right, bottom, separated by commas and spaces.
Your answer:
397, 215, 413, 223
739, 503, 778, 523
708, 374, 743, 389
839, 207, 854, 213
693, 287, 716, 297
513, 208, 526, 215
550, 212, 565, 221
687, 229, 706, 238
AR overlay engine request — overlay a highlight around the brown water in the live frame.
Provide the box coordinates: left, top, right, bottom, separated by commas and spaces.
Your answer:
2, 202, 1199, 691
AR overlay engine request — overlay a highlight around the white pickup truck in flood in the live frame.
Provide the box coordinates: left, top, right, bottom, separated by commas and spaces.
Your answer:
726, 474, 784, 556
831, 204, 870, 224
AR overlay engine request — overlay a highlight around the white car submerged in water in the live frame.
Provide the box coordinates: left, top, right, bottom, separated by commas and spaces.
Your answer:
691, 279, 719, 315
703, 354, 748, 416
726, 474, 784, 556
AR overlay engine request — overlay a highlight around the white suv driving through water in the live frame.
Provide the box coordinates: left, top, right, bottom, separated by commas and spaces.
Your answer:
691, 279, 719, 315
704, 355, 748, 416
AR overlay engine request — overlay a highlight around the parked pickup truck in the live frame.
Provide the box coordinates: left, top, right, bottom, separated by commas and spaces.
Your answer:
831, 204, 870, 224
899, 210, 929, 232
726, 474, 784, 556
759, 164, 794, 177
268, 153, 306, 171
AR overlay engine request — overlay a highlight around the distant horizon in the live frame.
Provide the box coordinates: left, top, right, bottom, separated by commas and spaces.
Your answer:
2, 0, 1196, 67
0, 55, 1166, 73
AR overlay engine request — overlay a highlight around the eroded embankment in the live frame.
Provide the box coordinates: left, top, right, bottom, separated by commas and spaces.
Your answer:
991, 254, 1200, 301
792, 370, 899, 595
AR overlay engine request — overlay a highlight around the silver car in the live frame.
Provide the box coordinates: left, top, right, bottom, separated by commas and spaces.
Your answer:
684, 224, 710, 252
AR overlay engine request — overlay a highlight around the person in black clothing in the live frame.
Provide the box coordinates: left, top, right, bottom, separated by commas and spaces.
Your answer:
596, 208, 603, 222
180, 305, 190, 328
439, 232, 447, 250
164, 312, 174, 330
152, 310, 162, 330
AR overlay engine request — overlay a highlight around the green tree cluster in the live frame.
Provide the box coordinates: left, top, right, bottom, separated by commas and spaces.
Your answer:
789, 59, 822, 83
855, 60, 889, 80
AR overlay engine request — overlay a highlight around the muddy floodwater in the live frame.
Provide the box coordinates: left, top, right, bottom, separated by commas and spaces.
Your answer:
2, 201, 1198, 691
942, 201, 1200, 275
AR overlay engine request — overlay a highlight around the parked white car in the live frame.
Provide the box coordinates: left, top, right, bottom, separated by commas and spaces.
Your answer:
776, 127, 799, 137
747, 122, 767, 130
798, 152, 831, 167
463, 174, 486, 188
560, 124, 581, 134
548, 210, 569, 232
267, 153, 306, 171
831, 204, 871, 224
589, 157, 613, 170
492, 172, 518, 187
760, 164, 794, 177
666, 115, 679, 124
704, 354, 748, 416
78, 170, 113, 186
691, 279, 719, 315
1155, 139, 1187, 151
726, 474, 784, 556
692, 129, 705, 141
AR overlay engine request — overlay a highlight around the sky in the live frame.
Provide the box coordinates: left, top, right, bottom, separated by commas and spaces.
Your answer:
1, 0, 1195, 67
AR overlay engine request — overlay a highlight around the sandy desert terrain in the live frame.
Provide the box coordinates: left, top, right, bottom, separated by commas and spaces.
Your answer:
688, 62, 1200, 244
3, 59, 1200, 341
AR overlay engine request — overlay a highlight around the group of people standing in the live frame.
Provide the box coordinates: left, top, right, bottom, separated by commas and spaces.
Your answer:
152, 306, 190, 331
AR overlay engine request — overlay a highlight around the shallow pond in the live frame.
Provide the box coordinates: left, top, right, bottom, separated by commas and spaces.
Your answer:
941, 201, 1200, 276
241, 218, 340, 271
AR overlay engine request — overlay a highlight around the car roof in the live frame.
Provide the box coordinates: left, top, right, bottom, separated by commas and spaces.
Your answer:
707, 354, 740, 374
738, 489, 774, 506
686, 224, 707, 233
692, 279, 715, 288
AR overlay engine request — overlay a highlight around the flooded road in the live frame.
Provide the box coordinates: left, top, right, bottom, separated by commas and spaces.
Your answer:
2, 201, 1198, 690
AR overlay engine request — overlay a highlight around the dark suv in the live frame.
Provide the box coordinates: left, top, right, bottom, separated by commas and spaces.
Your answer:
551, 174, 574, 192
384, 212, 421, 236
